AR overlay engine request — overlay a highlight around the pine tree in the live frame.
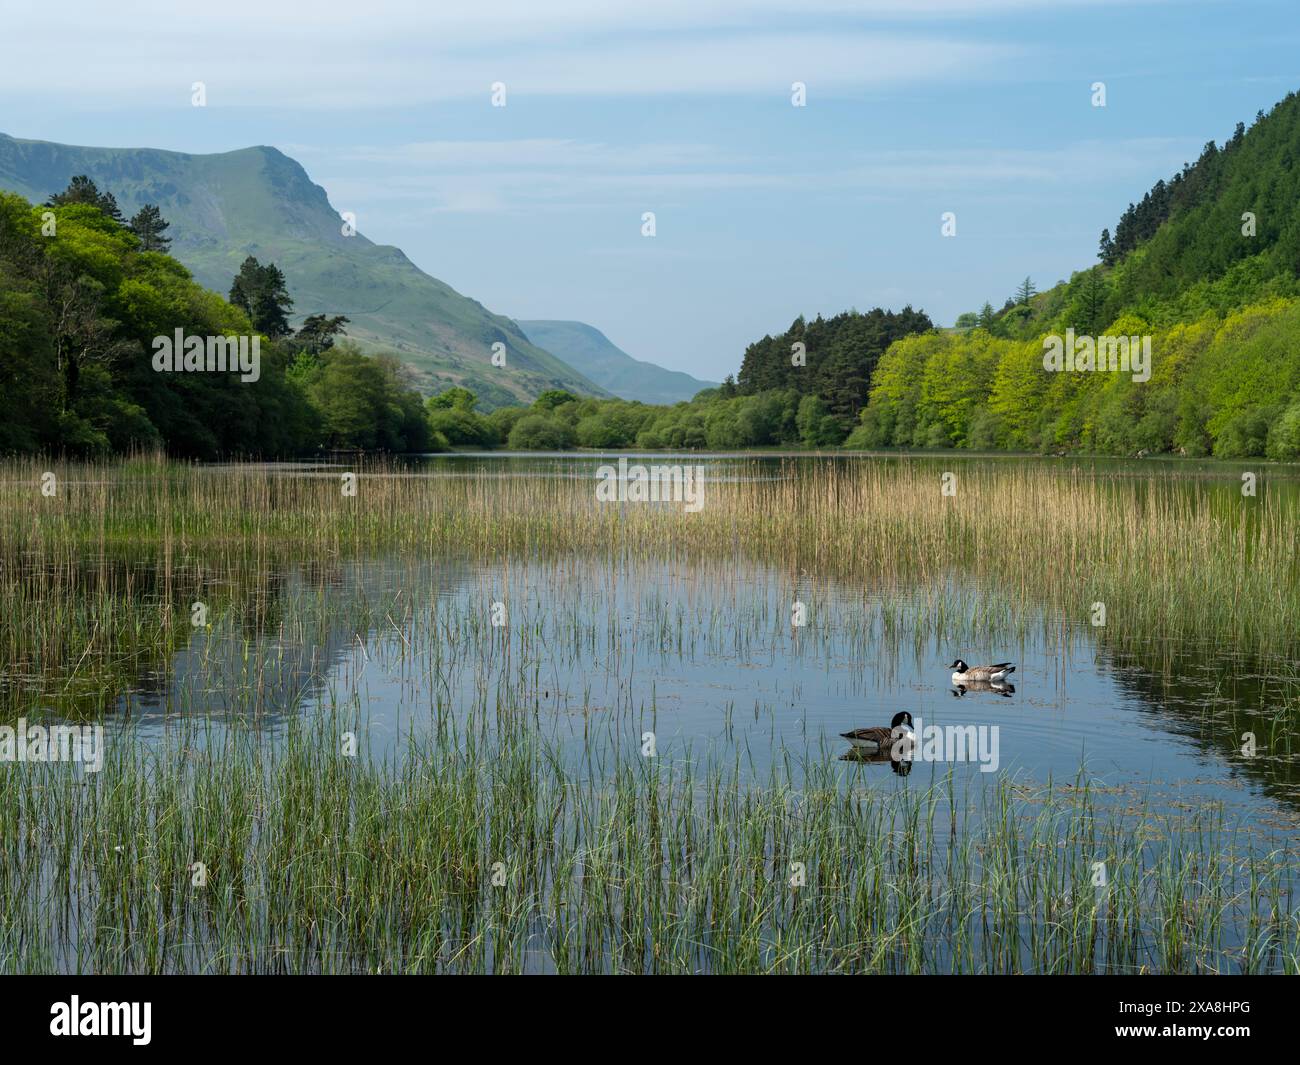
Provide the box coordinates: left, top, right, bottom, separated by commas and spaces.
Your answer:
1080, 270, 1106, 334
1015, 277, 1037, 307
229, 257, 294, 338
46, 175, 124, 223
734, 306, 932, 420
1098, 228, 1114, 265
128, 204, 171, 252
295, 314, 350, 354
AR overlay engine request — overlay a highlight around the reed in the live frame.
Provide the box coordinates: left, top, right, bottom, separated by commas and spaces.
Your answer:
1, 455, 1295, 713
0, 712, 1293, 974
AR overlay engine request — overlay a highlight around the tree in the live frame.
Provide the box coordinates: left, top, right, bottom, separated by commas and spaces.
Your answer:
507, 414, 575, 450
426, 406, 497, 447
46, 175, 124, 223
1098, 228, 1114, 265
1080, 270, 1107, 334
1015, 277, 1037, 307
229, 256, 293, 338
128, 204, 171, 252
976, 302, 998, 330
294, 313, 349, 354
733, 306, 934, 422
426, 385, 477, 411
303, 343, 431, 451
795, 394, 843, 447
487, 406, 528, 442
0, 189, 325, 457
533, 389, 577, 411
425, 387, 497, 447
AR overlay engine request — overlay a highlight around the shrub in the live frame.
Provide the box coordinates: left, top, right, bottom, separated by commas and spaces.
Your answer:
486, 406, 528, 442
1266, 402, 1300, 460
426, 407, 498, 448
507, 414, 575, 450
1213, 408, 1275, 458
533, 389, 577, 412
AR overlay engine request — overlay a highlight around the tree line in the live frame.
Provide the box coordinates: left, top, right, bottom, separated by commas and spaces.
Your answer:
735, 306, 933, 426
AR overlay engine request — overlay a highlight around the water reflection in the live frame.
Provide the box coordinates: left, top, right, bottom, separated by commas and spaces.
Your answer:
952, 681, 1016, 698
8, 451, 1300, 839
839, 746, 913, 776
37, 550, 1285, 834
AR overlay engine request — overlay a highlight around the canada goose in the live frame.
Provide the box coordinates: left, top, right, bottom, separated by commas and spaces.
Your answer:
949, 659, 1015, 683
951, 680, 1015, 698
840, 711, 914, 755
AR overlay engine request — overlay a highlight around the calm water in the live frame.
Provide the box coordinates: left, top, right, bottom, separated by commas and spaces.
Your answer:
82, 452, 1300, 843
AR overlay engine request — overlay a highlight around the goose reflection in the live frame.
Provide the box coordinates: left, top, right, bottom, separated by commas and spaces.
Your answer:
951, 680, 1016, 698
839, 746, 913, 776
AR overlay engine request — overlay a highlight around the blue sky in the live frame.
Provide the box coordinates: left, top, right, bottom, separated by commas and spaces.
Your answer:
4, 0, 1299, 380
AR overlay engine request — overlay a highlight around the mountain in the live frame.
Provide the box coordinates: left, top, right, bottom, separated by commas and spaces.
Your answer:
517, 320, 716, 404
0, 132, 607, 407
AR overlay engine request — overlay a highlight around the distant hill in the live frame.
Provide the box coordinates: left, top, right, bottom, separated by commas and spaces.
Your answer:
517, 320, 716, 404
0, 133, 608, 407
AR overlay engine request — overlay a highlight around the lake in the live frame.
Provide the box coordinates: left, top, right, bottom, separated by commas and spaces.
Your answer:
2, 451, 1297, 972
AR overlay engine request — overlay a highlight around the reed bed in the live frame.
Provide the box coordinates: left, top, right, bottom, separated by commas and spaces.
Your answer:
1, 712, 1294, 975
1, 454, 1296, 712
1, 454, 1297, 974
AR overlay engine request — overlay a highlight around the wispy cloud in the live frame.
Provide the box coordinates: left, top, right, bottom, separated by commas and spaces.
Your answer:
3, 5, 1044, 105
310, 136, 1195, 215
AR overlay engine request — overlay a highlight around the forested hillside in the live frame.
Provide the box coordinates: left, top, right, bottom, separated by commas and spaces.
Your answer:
852, 90, 1300, 459
0, 188, 432, 456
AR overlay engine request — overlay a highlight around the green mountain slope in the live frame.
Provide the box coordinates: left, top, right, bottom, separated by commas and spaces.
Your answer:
855, 89, 1300, 459
517, 320, 717, 404
972, 91, 1300, 341
0, 132, 608, 406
